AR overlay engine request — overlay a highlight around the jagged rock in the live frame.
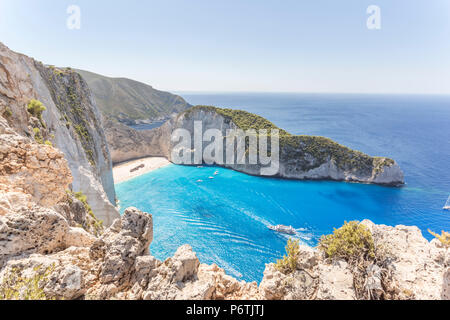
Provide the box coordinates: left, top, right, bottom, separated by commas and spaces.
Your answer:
0, 121, 71, 209
91, 207, 153, 286
316, 260, 356, 300
361, 220, 449, 300
197, 263, 260, 300
259, 264, 318, 300
0, 206, 96, 268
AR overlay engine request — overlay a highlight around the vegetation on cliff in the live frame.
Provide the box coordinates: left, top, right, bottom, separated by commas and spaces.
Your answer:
38, 64, 98, 166
66, 190, 104, 237
428, 229, 450, 248
2, 106, 12, 119
275, 239, 301, 274
319, 221, 375, 262
26, 99, 47, 128
183, 106, 396, 174
0, 265, 55, 300
318, 221, 398, 300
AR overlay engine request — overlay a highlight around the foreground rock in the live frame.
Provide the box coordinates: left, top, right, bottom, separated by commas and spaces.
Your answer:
1, 198, 447, 300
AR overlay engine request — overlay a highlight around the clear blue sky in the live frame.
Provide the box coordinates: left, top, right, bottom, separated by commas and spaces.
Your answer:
1, 0, 449, 94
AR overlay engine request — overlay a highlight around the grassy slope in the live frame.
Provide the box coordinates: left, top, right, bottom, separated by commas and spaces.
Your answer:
183, 106, 395, 172
76, 69, 191, 122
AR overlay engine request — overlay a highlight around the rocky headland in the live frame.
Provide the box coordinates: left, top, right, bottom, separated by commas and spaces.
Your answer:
105, 106, 405, 186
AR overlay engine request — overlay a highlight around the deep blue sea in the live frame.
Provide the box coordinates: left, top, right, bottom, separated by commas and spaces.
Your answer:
116, 93, 450, 282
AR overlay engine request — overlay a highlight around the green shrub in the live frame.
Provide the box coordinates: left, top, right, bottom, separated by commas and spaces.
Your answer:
275, 239, 300, 274
44, 140, 52, 146
0, 265, 55, 300
72, 191, 104, 236
27, 99, 46, 117
27, 99, 47, 127
33, 127, 44, 144
428, 229, 450, 248
2, 107, 12, 118
318, 221, 375, 262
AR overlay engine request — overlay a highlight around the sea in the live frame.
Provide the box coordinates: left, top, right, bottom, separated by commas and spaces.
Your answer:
115, 93, 450, 282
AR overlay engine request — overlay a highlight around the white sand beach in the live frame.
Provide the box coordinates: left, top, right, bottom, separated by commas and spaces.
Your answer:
113, 157, 171, 184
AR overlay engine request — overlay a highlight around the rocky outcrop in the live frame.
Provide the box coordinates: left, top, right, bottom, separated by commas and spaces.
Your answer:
360, 220, 449, 300
0, 117, 71, 212
0, 42, 119, 226
259, 221, 449, 300
1, 185, 447, 300
0, 117, 96, 268
172, 107, 405, 185
112, 106, 404, 186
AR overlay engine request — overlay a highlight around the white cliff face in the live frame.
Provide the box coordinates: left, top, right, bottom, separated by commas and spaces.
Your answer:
162, 108, 405, 186
103, 118, 170, 165
0, 42, 119, 226
104, 106, 404, 186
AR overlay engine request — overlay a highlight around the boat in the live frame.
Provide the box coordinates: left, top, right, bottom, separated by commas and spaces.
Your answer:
208, 176, 215, 179
214, 171, 219, 175
196, 179, 203, 183
268, 225, 296, 235
444, 195, 450, 210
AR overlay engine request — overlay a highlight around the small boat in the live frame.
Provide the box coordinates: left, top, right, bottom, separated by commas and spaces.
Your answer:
214, 171, 219, 175
268, 225, 296, 235
444, 195, 450, 210
208, 176, 215, 179
196, 179, 203, 183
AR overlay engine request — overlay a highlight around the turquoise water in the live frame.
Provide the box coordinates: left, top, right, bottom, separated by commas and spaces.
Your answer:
116, 93, 450, 282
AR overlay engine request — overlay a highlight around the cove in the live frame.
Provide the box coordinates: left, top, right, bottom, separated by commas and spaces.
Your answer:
115, 163, 445, 283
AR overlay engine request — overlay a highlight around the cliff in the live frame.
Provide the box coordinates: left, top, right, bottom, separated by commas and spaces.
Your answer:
109, 106, 404, 186
76, 69, 191, 125
173, 106, 404, 185
0, 43, 119, 226
103, 118, 171, 164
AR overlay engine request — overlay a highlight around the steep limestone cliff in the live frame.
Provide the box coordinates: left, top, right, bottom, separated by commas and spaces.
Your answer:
0, 43, 119, 226
103, 118, 171, 165
171, 106, 404, 185
108, 106, 404, 186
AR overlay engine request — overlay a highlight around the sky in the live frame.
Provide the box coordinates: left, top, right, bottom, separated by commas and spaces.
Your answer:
0, 0, 449, 94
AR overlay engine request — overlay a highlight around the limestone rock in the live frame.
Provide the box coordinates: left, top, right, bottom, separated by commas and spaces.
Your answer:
0, 206, 96, 268
0, 122, 71, 208
316, 260, 356, 300
361, 220, 449, 300
259, 245, 318, 300
91, 207, 153, 286
0, 42, 119, 227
